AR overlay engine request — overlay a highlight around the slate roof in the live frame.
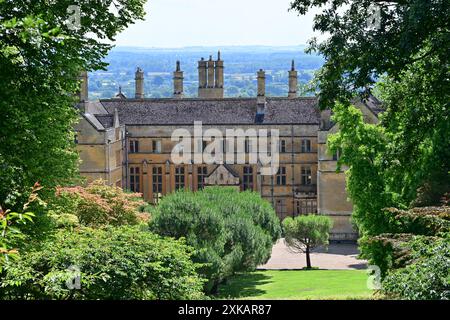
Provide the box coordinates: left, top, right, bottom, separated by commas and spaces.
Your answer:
83, 113, 105, 131
362, 95, 384, 115
97, 97, 320, 126
95, 114, 114, 129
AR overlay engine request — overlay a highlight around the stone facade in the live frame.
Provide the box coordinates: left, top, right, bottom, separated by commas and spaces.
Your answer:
75, 53, 382, 241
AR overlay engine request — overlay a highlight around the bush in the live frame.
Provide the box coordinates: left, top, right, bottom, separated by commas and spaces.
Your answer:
51, 180, 149, 227
0, 226, 205, 300
149, 187, 281, 293
360, 205, 449, 280
382, 236, 450, 300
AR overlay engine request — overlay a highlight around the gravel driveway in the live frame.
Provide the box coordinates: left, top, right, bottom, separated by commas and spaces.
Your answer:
259, 239, 367, 270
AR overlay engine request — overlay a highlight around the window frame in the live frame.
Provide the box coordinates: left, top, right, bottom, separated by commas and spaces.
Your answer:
276, 166, 287, 185
197, 166, 208, 190
301, 139, 311, 153
243, 166, 254, 191
129, 166, 141, 192
301, 166, 312, 185
152, 166, 163, 195
175, 166, 185, 190
129, 140, 139, 153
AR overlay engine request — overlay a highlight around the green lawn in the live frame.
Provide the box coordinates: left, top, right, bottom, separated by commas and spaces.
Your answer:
217, 270, 373, 300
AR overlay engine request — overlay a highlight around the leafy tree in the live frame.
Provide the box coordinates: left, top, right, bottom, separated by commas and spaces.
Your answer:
0, 0, 147, 209
0, 226, 205, 300
51, 179, 148, 227
328, 54, 450, 235
359, 205, 450, 277
289, 0, 449, 109
0, 183, 42, 272
149, 187, 281, 293
282, 215, 333, 269
292, 0, 449, 215
327, 103, 399, 236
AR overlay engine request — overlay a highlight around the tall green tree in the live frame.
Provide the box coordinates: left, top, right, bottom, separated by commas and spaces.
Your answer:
0, 0, 147, 208
291, 0, 449, 226
290, 0, 449, 109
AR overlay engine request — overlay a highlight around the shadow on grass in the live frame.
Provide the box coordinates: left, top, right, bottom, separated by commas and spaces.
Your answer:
217, 272, 273, 299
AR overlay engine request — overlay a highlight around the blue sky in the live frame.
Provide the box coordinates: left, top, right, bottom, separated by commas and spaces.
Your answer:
114, 0, 322, 48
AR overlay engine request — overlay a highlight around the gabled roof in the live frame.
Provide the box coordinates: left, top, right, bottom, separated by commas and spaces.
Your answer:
361, 95, 384, 116
95, 114, 114, 129
206, 164, 239, 178
82, 113, 105, 131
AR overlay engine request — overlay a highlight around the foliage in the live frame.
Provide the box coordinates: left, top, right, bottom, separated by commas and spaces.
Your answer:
382, 236, 450, 300
0, 226, 205, 300
0, 183, 43, 272
282, 215, 333, 269
291, 0, 449, 300
359, 205, 449, 277
293, 0, 449, 233
290, 0, 449, 109
375, 54, 449, 207
0, 0, 147, 209
149, 187, 281, 293
328, 103, 400, 236
51, 180, 148, 227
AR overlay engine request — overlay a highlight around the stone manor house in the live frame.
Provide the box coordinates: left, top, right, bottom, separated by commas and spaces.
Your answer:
75, 52, 382, 241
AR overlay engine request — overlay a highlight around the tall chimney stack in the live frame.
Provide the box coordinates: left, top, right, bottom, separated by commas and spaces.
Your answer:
215, 51, 224, 89
78, 71, 88, 102
198, 58, 207, 89
135, 67, 145, 99
288, 60, 298, 98
198, 52, 224, 99
207, 55, 215, 88
257, 69, 266, 105
173, 61, 184, 99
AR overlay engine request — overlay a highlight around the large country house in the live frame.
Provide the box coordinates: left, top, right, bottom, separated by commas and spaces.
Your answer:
75, 52, 382, 241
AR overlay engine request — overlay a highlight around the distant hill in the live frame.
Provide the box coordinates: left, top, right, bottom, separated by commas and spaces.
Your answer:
88, 46, 324, 99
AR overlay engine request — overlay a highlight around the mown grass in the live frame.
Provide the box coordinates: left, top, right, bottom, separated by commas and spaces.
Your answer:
217, 270, 373, 300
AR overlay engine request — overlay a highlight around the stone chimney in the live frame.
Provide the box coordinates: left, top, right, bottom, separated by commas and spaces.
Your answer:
288, 60, 298, 99
257, 69, 266, 105
207, 55, 215, 88
78, 71, 88, 102
198, 58, 207, 89
173, 61, 184, 99
135, 67, 145, 99
215, 51, 224, 89
198, 52, 224, 99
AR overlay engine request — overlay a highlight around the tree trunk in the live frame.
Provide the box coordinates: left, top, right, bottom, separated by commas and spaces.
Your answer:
210, 281, 219, 295
305, 245, 312, 269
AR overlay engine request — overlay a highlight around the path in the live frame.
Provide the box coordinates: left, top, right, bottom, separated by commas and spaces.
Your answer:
259, 239, 367, 270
